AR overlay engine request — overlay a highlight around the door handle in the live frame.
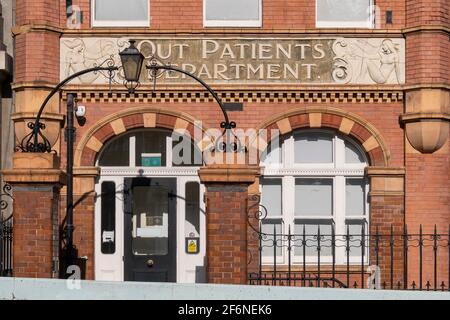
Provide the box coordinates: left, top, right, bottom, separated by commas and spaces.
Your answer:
146, 259, 154, 268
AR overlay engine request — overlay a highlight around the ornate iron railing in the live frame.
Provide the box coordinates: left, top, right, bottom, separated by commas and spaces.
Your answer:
247, 198, 450, 291
0, 183, 13, 277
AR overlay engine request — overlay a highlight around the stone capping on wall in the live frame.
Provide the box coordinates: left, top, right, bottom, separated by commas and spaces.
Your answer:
366, 167, 406, 197
2, 153, 67, 185
198, 165, 260, 184
1, 169, 67, 185
254, 106, 391, 167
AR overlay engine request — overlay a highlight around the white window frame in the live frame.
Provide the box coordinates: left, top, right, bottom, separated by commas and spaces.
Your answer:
260, 129, 369, 265
315, 0, 374, 29
260, 177, 286, 264
91, 0, 150, 28
203, 0, 263, 28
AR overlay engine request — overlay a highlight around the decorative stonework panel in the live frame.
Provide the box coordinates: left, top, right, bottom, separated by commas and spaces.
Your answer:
60, 37, 405, 85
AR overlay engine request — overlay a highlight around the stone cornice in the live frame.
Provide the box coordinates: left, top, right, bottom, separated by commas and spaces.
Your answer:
1, 169, 67, 185
60, 83, 406, 92
11, 24, 63, 37
12, 81, 60, 90
400, 112, 450, 123
199, 165, 261, 184
403, 84, 450, 91
11, 112, 65, 121
10, 24, 407, 38
403, 25, 450, 35
13, 82, 407, 92
366, 167, 406, 177
61, 28, 404, 37
13, 24, 449, 39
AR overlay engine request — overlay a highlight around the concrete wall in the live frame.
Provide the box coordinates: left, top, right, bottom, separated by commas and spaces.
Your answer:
0, 277, 449, 300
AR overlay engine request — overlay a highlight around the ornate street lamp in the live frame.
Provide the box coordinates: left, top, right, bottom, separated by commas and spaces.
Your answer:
119, 40, 145, 93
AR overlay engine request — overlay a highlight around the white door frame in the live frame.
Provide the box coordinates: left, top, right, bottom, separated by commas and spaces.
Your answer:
94, 167, 206, 283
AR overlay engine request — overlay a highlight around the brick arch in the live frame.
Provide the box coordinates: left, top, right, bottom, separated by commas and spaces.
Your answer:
254, 107, 390, 167
75, 107, 207, 167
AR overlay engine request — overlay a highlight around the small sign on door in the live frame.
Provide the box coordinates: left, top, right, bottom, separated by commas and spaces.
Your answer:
185, 237, 200, 254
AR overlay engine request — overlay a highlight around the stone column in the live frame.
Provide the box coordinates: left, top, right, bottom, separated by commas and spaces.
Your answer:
199, 165, 260, 285
367, 167, 405, 288
2, 153, 66, 278
401, 0, 449, 153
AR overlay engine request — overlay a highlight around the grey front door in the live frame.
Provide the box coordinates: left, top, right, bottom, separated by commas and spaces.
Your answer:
124, 177, 177, 282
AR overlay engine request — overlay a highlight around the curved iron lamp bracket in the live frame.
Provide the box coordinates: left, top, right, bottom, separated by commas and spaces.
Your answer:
146, 56, 246, 153
17, 57, 119, 153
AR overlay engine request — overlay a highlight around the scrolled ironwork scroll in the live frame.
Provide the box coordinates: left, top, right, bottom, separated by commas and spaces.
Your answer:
0, 183, 13, 222
146, 55, 247, 154
16, 58, 119, 154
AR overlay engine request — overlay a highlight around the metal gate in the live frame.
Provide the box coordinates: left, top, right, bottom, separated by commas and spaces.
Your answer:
0, 183, 13, 277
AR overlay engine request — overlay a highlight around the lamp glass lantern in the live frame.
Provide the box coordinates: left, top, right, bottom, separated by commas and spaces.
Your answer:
119, 40, 145, 85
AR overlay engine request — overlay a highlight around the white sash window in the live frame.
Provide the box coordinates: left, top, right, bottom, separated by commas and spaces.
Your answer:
92, 0, 150, 27
316, 0, 374, 28
204, 0, 262, 27
261, 129, 369, 264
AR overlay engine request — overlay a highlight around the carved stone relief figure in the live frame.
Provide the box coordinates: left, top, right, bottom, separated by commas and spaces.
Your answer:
62, 38, 128, 84
332, 38, 404, 84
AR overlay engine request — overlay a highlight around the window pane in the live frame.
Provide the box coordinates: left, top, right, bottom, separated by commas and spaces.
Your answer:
261, 220, 283, 258
345, 141, 366, 164
132, 185, 169, 256
98, 134, 130, 167
346, 179, 366, 216
345, 220, 368, 257
261, 179, 282, 217
294, 222, 333, 257
101, 182, 116, 254
95, 0, 148, 21
185, 182, 200, 237
135, 130, 169, 167
205, 0, 260, 21
317, 0, 371, 23
295, 179, 333, 216
294, 132, 333, 163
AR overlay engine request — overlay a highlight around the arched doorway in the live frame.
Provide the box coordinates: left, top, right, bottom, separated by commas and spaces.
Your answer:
94, 128, 206, 283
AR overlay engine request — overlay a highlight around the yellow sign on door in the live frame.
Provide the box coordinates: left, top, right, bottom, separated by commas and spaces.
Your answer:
186, 238, 199, 254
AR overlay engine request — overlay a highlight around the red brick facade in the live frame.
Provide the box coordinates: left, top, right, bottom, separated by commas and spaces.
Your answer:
5, 0, 449, 287
203, 185, 249, 284
3, 168, 65, 278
